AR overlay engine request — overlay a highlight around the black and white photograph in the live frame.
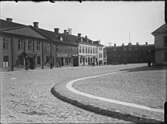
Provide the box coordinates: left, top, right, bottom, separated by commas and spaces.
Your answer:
0, 1, 166, 123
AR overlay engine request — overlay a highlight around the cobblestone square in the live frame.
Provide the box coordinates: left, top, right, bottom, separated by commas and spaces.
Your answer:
0, 64, 166, 123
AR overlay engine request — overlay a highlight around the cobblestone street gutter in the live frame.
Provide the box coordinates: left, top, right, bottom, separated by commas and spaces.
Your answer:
51, 71, 163, 123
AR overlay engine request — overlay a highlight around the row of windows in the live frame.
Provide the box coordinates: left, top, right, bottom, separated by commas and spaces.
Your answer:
79, 46, 97, 54
57, 47, 77, 53
25, 40, 40, 51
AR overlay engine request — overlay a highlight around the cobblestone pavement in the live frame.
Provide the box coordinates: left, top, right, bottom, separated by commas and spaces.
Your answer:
0, 64, 149, 123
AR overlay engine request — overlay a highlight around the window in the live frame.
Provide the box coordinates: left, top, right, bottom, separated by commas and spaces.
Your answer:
28, 40, 32, 50
32, 40, 35, 51
37, 56, 41, 64
3, 38, 8, 49
37, 41, 40, 50
79, 46, 81, 53
18, 40, 22, 50
82, 47, 84, 53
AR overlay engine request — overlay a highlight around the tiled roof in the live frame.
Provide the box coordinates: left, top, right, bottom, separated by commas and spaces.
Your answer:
152, 24, 167, 35
0, 19, 25, 31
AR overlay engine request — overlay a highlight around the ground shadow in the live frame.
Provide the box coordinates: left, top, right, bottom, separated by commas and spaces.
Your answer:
120, 65, 167, 72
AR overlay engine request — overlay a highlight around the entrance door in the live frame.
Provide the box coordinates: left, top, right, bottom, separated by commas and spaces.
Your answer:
73, 56, 79, 66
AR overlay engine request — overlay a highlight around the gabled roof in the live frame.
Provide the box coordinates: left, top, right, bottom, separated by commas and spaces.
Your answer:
0, 19, 25, 31
152, 23, 167, 35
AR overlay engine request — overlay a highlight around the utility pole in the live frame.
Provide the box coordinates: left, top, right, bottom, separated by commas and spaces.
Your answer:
129, 32, 131, 43
50, 41, 53, 69
10, 37, 14, 71
41, 41, 44, 69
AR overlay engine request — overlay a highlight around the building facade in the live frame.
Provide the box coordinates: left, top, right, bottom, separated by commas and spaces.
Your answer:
152, 24, 167, 66
76, 34, 104, 66
106, 42, 155, 65
0, 19, 49, 71
0, 18, 105, 71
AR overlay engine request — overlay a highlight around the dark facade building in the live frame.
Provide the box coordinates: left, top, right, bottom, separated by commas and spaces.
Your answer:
105, 42, 155, 65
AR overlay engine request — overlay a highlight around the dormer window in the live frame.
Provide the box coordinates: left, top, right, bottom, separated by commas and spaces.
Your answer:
60, 36, 63, 41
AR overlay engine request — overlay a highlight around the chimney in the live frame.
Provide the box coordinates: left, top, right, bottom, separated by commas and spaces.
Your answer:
128, 42, 132, 46
33, 22, 39, 28
136, 42, 139, 46
54, 28, 59, 34
78, 33, 81, 37
145, 42, 148, 46
6, 18, 12, 22
85, 35, 88, 42
68, 28, 72, 35
64, 30, 68, 35
77, 33, 81, 42
114, 43, 116, 47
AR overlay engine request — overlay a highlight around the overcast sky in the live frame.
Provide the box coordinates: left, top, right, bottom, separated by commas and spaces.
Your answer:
0, 1, 164, 46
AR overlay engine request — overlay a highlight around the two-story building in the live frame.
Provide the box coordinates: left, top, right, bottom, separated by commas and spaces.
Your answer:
0, 18, 48, 71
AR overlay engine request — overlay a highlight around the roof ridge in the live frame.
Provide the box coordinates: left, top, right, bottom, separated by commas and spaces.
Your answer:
0, 25, 26, 31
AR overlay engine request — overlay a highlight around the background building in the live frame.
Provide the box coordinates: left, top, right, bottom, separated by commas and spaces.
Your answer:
105, 42, 155, 65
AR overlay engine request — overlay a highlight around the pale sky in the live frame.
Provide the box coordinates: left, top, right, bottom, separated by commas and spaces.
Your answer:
0, 1, 164, 46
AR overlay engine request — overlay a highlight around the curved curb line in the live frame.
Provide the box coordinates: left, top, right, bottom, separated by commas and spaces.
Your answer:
51, 88, 162, 123
66, 72, 164, 114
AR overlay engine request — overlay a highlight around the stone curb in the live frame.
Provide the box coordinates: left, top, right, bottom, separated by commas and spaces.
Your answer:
51, 87, 163, 124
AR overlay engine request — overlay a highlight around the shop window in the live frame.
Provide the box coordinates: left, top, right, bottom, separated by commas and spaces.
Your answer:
3, 56, 8, 67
